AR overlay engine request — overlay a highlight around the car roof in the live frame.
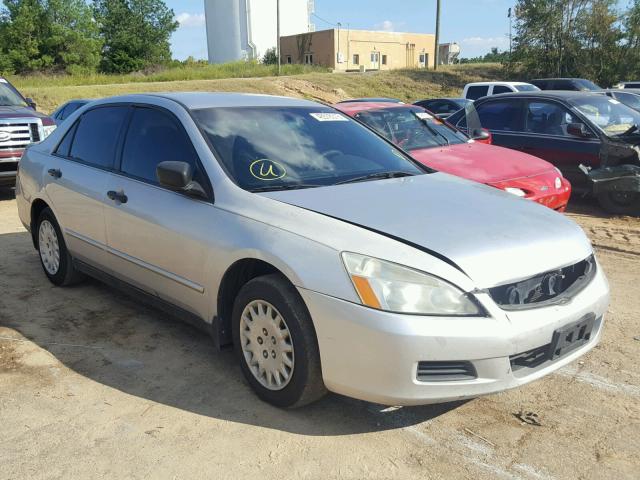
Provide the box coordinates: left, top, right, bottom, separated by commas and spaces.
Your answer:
465, 81, 533, 86
334, 101, 418, 115
336, 97, 403, 104
476, 90, 604, 101
95, 92, 322, 110
416, 98, 467, 102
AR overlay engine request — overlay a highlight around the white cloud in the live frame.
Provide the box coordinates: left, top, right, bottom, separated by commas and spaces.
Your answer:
374, 20, 405, 32
176, 12, 206, 28
460, 36, 510, 49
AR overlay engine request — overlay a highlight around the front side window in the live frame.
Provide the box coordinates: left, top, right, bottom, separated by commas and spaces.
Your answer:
476, 100, 523, 131
355, 106, 468, 151
193, 106, 425, 192
571, 96, 640, 136
69, 106, 128, 169
466, 86, 489, 100
120, 107, 201, 185
524, 101, 580, 136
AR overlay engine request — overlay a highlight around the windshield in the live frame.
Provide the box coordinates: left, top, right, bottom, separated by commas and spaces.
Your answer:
0, 80, 27, 107
193, 106, 425, 192
515, 84, 539, 92
354, 106, 468, 151
571, 96, 640, 136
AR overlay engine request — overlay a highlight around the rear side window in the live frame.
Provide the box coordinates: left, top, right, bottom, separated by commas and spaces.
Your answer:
552, 80, 573, 90
70, 106, 128, 169
625, 83, 640, 88
120, 107, 201, 185
476, 100, 523, 131
492, 85, 513, 95
60, 102, 84, 121
466, 86, 489, 100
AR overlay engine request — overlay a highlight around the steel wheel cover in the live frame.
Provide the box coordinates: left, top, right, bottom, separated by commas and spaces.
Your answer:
38, 220, 60, 275
240, 300, 295, 391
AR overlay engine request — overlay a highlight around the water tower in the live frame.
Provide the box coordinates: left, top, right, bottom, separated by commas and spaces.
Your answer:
204, 0, 314, 64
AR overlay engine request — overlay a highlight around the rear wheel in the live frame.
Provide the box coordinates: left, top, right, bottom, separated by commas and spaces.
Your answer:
232, 274, 326, 408
597, 191, 640, 216
36, 208, 84, 286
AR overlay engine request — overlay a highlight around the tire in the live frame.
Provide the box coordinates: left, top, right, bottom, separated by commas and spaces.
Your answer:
231, 273, 326, 408
36, 207, 84, 286
597, 191, 640, 216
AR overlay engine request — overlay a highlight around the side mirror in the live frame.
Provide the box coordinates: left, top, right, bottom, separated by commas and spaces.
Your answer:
567, 122, 591, 138
471, 128, 492, 144
156, 161, 207, 199
25, 97, 37, 110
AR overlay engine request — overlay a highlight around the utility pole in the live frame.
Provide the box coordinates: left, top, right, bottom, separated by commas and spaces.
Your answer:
434, 0, 441, 70
277, 0, 281, 75
508, 7, 512, 57
337, 22, 341, 67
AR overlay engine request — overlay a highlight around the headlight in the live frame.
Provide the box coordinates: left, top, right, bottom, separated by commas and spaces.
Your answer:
504, 187, 526, 197
42, 125, 57, 140
554, 176, 562, 189
341, 252, 482, 316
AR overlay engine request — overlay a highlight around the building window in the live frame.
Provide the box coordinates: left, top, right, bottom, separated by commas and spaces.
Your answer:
304, 53, 313, 65
353, 54, 359, 65
382, 55, 387, 65
286, 55, 292, 64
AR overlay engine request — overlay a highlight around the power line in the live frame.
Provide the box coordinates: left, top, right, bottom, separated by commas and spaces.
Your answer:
311, 12, 340, 27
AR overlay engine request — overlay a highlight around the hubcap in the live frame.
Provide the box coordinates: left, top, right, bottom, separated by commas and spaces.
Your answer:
38, 220, 60, 275
240, 300, 294, 391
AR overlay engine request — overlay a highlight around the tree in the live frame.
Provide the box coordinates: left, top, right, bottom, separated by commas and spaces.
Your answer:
262, 47, 278, 65
93, 0, 179, 74
0, 0, 48, 73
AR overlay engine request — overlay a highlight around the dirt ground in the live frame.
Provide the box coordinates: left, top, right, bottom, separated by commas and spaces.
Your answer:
1, 189, 639, 480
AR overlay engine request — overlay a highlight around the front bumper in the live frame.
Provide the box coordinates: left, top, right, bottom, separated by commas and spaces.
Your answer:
300, 265, 609, 406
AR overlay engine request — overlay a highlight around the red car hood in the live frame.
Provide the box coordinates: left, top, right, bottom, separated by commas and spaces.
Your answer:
409, 142, 555, 184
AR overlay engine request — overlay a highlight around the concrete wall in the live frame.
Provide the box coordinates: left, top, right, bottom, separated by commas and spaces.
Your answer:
280, 29, 436, 71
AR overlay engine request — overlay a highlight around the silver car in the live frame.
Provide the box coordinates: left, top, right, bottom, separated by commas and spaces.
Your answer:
16, 93, 610, 408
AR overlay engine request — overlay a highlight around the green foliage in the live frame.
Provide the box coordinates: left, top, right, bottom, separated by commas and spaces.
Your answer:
460, 48, 510, 64
509, 0, 640, 86
93, 0, 178, 74
262, 47, 278, 65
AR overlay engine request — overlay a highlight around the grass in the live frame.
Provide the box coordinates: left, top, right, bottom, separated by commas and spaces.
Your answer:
12, 62, 506, 114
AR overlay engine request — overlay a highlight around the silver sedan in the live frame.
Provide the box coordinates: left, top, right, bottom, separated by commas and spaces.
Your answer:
16, 93, 610, 408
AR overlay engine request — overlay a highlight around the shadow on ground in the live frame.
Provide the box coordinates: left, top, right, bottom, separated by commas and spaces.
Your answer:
0, 228, 463, 436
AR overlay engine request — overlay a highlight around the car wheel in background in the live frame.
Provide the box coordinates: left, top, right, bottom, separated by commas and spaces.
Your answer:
232, 273, 326, 408
597, 191, 640, 216
36, 208, 84, 286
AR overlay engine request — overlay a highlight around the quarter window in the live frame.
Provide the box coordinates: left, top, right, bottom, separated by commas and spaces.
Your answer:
54, 122, 78, 157
120, 107, 201, 185
524, 101, 580, 136
476, 100, 523, 131
69, 106, 128, 169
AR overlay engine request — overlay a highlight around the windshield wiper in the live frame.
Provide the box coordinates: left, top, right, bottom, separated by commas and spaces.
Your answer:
250, 183, 322, 193
336, 171, 416, 185
618, 124, 639, 136
412, 112, 450, 146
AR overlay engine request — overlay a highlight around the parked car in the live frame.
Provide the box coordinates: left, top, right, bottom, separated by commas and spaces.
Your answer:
335, 101, 571, 211
0, 77, 56, 187
448, 91, 640, 215
613, 81, 640, 89
530, 78, 601, 91
336, 97, 403, 104
51, 99, 91, 126
602, 89, 640, 112
462, 82, 540, 101
16, 93, 609, 408
413, 98, 472, 119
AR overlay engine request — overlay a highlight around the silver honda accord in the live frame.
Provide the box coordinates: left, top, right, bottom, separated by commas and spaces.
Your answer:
16, 93, 610, 408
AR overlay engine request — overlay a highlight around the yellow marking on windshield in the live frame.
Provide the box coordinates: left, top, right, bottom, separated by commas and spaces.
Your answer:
250, 159, 287, 181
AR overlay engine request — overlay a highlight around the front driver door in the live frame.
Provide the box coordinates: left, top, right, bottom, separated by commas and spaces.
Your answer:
103, 106, 213, 317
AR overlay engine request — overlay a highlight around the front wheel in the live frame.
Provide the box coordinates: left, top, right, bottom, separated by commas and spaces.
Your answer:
232, 274, 326, 408
597, 191, 640, 216
36, 208, 84, 286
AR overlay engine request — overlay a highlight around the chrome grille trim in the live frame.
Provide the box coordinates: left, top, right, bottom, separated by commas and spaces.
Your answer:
0, 117, 42, 151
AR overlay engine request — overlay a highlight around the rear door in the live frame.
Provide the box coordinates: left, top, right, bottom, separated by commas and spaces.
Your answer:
104, 105, 213, 315
45, 105, 129, 268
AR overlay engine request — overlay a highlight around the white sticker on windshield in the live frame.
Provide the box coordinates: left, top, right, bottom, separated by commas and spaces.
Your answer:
0, 78, 7, 83
310, 112, 349, 122
609, 99, 620, 104
415, 112, 433, 120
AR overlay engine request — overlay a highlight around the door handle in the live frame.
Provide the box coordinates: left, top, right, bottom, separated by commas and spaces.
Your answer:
47, 168, 62, 179
107, 190, 128, 204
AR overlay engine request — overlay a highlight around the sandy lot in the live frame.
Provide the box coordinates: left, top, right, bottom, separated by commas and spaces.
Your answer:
1, 190, 639, 480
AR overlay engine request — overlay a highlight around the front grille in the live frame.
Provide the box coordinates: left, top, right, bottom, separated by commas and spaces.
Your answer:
416, 361, 477, 382
489, 255, 596, 309
0, 119, 39, 152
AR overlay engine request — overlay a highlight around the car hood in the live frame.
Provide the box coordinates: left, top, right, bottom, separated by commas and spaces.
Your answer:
261, 173, 592, 287
0, 105, 48, 119
409, 142, 554, 184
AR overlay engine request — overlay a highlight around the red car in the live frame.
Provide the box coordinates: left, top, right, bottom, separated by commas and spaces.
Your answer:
335, 102, 571, 211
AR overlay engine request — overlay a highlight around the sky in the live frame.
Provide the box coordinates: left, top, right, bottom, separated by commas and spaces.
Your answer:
169, 0, 518, 61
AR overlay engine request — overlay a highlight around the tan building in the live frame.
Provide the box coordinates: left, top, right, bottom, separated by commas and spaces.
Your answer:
280, 28, 436, 71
